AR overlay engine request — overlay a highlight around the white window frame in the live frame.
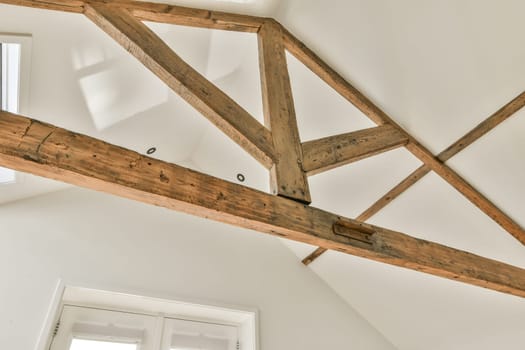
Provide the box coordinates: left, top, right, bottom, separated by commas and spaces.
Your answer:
0, 32, 32, 114
38, 283, 259, 350
0, 33, 32, 185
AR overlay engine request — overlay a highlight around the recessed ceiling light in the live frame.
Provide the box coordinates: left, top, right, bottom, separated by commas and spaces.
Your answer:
147, 147, 156, 155
236, 173, 245, 182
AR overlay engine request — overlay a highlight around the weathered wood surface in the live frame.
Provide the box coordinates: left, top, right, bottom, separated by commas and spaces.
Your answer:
0, 0, 266, 32
85, 3, 276, 168
282, 25, 525, 245
302, 125, 408, 175
303, 91, 525, 264
0, 0, 84, 12
1, 110, 525, 298
258, 20, 310, 202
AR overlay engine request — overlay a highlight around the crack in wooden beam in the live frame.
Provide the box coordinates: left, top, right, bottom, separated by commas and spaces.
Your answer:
1, 110, 525, 298
84, 2, 276, 168
281, 25, 525, 246
301, 124, 408, 176
303, 91, 525, 265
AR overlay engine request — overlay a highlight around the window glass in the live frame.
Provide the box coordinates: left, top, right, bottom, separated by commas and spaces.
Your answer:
70, 339, 137, 350
165, 318, 237, 350
1, 42, 21, 113
0, 167, 15, 184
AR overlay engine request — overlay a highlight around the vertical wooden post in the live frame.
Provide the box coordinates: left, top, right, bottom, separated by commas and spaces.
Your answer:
258, 20, 311, 203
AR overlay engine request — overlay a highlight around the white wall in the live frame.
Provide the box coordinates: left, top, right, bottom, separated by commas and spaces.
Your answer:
0, 188, 397, 350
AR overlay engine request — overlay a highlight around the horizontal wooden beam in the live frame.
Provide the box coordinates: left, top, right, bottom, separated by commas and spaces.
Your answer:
301, 125, 408, 175
123, 1, 265, 32
303, 91, 525, 265
282, 25, 525, 245
0, 0, 266, 32
0, 0, 84, 13
84, 3, 275, 168
302, 165, 429, 265
1, 110, 525, 298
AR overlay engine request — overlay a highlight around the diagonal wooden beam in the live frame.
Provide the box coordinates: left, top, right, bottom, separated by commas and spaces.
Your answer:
301, 124, 408, 176
84, 2, 276, 169
0, 0, 267, 32
282, 25, 525, 245
258, 20, 310, 203
1, 110, 525, 298
303, 91, 525, 265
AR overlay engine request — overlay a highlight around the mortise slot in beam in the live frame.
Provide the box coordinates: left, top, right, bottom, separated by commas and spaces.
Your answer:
333, 220, 376, 246
84, 2, 276, 168
302, 124, 408, 175
303, 90, 525, 265
281, 24, 525, 245
1, 111, 525, 298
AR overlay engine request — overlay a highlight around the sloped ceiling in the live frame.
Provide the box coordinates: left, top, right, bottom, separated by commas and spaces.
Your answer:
273, 1, 525, 349
0, 1, 524, 349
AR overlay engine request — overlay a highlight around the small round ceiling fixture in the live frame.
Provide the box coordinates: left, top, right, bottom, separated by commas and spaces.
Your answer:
236, 173, 246, 182
147, 147, 157, 155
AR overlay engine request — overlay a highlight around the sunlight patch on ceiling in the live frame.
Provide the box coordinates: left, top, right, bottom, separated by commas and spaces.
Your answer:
78, 60, 169, 131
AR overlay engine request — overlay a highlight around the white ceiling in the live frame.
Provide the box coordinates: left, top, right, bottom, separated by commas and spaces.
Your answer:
0, 1, 524, 349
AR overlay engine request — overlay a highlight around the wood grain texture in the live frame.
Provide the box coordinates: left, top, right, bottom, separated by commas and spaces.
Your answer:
0, 0, 266, 32
406, 144, 525, 245
84, 3, 276, 168
302, 165, 429, 265
302, 125, 408, 175
303, 91, 525, 265
439, 91, 525, 161
282, 26, 391, 126
0, 0, 84, 12
282, 25, 525, 245
126, 3, 265, 32
258, 20, 310, 203
1, 110, 525, 298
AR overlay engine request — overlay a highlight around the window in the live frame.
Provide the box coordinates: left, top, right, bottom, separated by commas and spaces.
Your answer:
70, 339, 138, 350
1, 41, 21, 112
0, 33, 32, 184
45, 287, 258, 350
0, 167, 16, 184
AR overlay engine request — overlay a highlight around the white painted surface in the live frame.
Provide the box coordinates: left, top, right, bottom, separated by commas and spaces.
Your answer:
276, 1, 525, 349
0, 188, 397, 350
0, 1, 524, 350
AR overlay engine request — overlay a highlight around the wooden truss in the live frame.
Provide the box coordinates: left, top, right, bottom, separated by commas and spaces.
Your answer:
0, 0, 524, 298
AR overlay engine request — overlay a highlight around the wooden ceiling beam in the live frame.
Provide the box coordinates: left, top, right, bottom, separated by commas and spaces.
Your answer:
123, 2, 265, 32
303, 91, 525, 265
0, 0, 84, 13
258, 20, 311, 203
1, 110, 525, 298
0, 0, 266, 32
302, 124, 408, 176
282, 25, 525, 245
84, 2, 276, 168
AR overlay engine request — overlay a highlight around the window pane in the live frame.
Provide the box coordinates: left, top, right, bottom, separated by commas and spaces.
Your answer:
0, 167, 15, 184
69, 339, 137, 350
